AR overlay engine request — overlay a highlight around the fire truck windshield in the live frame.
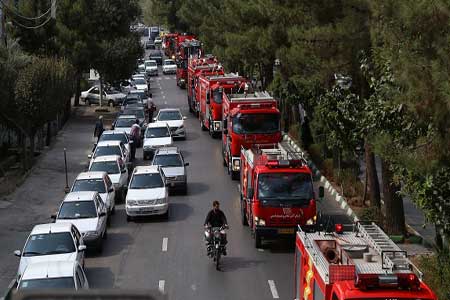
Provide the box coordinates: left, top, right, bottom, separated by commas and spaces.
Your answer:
213, 89, 222, 104
232, 113, 280, 134
257, 173, 313, 202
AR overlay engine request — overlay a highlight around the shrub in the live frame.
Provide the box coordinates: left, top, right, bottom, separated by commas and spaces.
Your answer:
322, 158, 334, 179
416, 251, 450, 300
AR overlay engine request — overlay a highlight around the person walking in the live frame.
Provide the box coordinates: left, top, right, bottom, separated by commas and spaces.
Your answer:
93, 116, 104, 143
129, 119, 141, 161
147, 93, 156, 122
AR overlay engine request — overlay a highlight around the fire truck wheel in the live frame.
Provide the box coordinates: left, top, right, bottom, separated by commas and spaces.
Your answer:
254, 231, 262, 248
200, 119, 207, 131
241, 201, 248, 226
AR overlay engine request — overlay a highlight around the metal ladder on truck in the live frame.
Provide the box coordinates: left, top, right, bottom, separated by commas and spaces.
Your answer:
356, 222, 421, 275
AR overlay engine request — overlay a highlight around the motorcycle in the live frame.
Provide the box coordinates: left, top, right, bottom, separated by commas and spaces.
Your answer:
204, 225, 227, 270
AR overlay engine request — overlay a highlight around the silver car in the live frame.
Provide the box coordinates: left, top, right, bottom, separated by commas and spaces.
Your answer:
151, 146, 189, 195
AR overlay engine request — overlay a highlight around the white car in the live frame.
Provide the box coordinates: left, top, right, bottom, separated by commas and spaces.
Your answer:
89, 155, 128, 201
113, 115, 138, 136
55, 191, 108, 252
14, 223, 86, 280
89, 140, 130, 168
70, 172, 115, 215
162, 59, 177, 74
128, 89, 149, 106
154, 36, 162, 44
80, 86, 126, 107
98, 130, 131, 154
132, 77, 148, 93
144, 60, 158, 76
143, 123, 173, 160
126, 165, 169, 221
154, 108, 187, 139
18, 261, 88, 290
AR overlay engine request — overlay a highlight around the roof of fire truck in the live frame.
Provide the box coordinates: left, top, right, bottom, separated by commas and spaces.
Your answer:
296, 222, 424, 285
227, 91, 273, 101
243, 143, 308, 169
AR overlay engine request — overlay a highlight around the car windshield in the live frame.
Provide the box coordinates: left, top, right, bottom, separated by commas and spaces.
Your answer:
158, 111, 182, 121
72, 179, 106, 193
153, 154, 182, 167
213, 89, 222, 104
257, 173, 313, 203
134, 78, 147, 85
58, 201, 97, 219
115, 118, 136, 128
130, 91, 145, 99
146, 127, 170, 138
19, 277, 75, 289
90, 161, 119, 174
164, 60, 175, 65
232, 113, 280, 134
106, 89, 120, 95
99, 133, 127, 144
94, 146, 122, 158
130, 173, 164, 189
145, 62, 157, 67
124, 109, 144, 119
23, 232, 75, 256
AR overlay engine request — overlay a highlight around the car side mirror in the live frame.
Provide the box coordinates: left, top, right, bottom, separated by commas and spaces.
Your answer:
153, 117, 157, 121
318, 186, 325, 200
78, 245, 87, 252
108, 187, 114, 193
88, 154, 92, 159
184, 162, 189, 166
51, 214, 57, 220
248, 188, 254, 199
14, 250, 21, 257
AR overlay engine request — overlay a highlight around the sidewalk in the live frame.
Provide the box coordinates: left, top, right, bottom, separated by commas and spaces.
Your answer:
0, 105, 112, 292
359, 156, 436, 246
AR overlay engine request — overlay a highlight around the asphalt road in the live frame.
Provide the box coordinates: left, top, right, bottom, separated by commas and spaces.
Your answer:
0, 59, 350, 299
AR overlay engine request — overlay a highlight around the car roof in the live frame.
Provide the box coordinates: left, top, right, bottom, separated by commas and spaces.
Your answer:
92, 155, 121, 163
75, 171, 107, 180
155, 146, 180, 155
133, 165, 160, 175
148, 122, 169, 128
158, 108, 181, 112
21, 261, 76, 280
97, 140, 121, 147
117, 115, 137, 120
31, 223, 73, 235
164, 59, 175, 62
64, 191, 97, 202
102, 130, 126, 136
129, 90, 145, 94
145, 60, 157, 63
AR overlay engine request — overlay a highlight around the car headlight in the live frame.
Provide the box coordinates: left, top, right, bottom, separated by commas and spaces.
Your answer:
127, 199, 138, 206
306, 215, 317, 225
155, 198, 165, 204
254, 217, 266, 226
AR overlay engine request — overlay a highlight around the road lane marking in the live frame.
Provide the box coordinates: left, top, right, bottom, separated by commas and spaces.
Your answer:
158, 280, 165, 293
268, 280, 279, 299
162, 237, 168, 252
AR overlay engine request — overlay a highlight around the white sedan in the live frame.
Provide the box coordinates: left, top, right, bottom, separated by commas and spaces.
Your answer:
154, 108, 187, 139
162, 59, 177, 74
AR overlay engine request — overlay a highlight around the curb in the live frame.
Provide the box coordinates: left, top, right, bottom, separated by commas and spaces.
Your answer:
283, 134, 359, 223
0, 279, 16, 300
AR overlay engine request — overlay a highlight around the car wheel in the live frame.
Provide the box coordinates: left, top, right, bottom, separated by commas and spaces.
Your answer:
111, 206, 115, 215
86, 99, 91, 106
183, 184, 188, 195
163, 209, 169, 221
103, 227, 108, 240
126, 215, 132, 222
97, 240, 103, 254
254, 231, 262, 248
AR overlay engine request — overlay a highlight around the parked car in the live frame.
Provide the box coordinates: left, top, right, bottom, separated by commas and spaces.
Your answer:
154, 36, 162, 44
148, 50, 163, 65
89, 140, 130, 168
162, 59, 177, 74
143, 123, 172, 160
152, 146, 189, 194
80, 86, 126, 107
154, 108, 187, 139
54, 191, 108, 252
132, 77, 148, 93
112, 115, 138, 137
98, 130, 131, 154
145, 40, 155, 49
17, 261, 88, 290
126, 165, 169, 221
128, 89, 149, 105
144, 60, 158, 76
14, 223, 86, 280
70, 172, 115, 216
121, 94, 144, 111
89, 155, 128, 202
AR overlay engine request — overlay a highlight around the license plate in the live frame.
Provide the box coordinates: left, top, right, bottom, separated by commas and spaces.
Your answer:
139, 207, 153, 212
278, 228, 294, 234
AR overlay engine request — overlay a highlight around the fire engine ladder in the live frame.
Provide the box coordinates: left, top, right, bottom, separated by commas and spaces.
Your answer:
356, 222, 421, 276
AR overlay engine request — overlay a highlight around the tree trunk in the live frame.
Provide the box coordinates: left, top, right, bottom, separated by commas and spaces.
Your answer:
365, 142, 381, 208
74, 72, 81, 107
381, 158, 406, 235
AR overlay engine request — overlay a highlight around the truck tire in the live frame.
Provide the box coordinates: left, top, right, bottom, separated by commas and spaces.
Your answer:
241, 199, 248, 226
200, 118, 207, 131
254, 231, 262, 248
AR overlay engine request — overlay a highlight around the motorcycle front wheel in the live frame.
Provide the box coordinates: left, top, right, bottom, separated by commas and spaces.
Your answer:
215, 248, 221, 270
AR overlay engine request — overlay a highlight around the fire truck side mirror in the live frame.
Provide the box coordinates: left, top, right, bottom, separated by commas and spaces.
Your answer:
318, 186, 325, 200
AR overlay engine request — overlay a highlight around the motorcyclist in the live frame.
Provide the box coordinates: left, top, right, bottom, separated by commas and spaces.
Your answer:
204, 200, 228, 255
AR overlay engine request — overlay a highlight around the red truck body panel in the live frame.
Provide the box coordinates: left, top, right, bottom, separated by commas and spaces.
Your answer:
176, 39, 202, 88
163, 33, 179, 58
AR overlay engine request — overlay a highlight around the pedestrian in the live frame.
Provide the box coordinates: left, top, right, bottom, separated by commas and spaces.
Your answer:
130, 119, 141, 161
147, 93, 156, 122
93, 116, 104, 143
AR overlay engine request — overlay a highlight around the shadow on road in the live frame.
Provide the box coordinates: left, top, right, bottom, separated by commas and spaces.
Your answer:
184, 131, 201, 142
167, 202, 194, 222
85, 267, 115, 288
218, 256, 265, 272
98, 232, 134, 257
186, 182, 209, 196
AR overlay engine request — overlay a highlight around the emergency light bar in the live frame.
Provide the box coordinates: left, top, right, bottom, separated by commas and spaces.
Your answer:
265, 159, 304, 168
355, 273, 420, 291
237, 103, 275, 110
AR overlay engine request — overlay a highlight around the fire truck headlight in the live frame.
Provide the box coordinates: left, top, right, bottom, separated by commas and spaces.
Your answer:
254, 217, 266, 226
232, 159, 240, 171
214, 122, 221, 131
306, 215, 317, 226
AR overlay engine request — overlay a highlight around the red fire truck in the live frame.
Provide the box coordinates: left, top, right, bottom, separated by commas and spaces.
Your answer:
198, 73, 247, 137
295, 222, 437, 300
222, 91, 281, 180
163, 33, 179, 58
176, 39, 202, 89
187, 56, 222, 115
240, 144, 317, 248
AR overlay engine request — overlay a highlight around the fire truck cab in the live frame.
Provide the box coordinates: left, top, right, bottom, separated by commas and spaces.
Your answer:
240, 144, 317, 248
198, 73, 247, 138
295, 222, 437, 300
222, 92, 281, 180
187, 56, 222, 115
176, 39, 202, 89
163, 33, 179, 58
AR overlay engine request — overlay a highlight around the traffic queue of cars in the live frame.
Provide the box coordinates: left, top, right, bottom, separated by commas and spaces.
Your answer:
12, 52, 190, 292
